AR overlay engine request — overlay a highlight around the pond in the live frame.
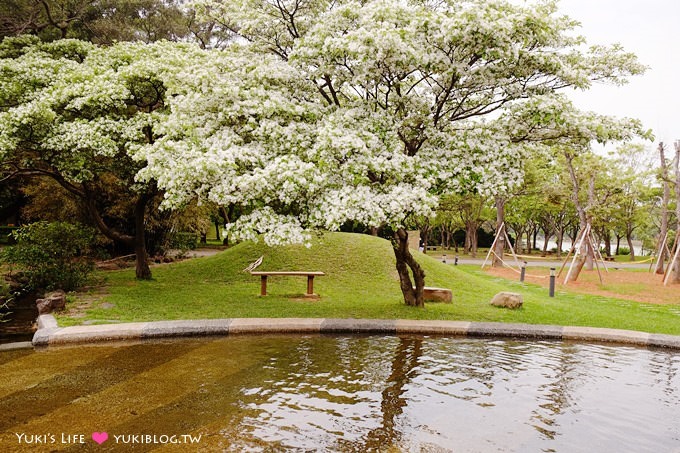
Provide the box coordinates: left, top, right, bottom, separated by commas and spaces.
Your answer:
1, 335, 678, 452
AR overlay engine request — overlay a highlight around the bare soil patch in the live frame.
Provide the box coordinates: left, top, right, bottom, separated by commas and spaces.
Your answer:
485, 266, 679, 305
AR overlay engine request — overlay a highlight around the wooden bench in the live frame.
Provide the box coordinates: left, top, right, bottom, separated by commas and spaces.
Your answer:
250, 271, 325, 298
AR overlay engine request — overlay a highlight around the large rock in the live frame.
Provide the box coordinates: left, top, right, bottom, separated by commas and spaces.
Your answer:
490, 292, 523, 309
36, 290, 66, 315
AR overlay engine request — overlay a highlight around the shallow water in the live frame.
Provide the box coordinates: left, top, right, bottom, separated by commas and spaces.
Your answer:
1, 335, 679, 452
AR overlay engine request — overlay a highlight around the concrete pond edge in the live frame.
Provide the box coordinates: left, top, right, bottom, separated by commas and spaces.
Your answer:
27, 314, 680, 350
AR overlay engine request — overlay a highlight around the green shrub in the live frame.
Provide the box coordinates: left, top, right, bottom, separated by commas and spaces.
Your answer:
0, 226, 18, 244
0, 280, 9, 323
168, 231, 198, 251
1, 222, 97, 291
618, 247, 630, 256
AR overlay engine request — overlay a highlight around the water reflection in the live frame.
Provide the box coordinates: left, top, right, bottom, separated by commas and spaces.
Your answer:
360, 337, 423, 451
0, 336, 679, 452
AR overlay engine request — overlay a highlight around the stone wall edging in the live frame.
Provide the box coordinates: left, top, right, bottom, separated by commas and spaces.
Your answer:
28, 315, 680, 350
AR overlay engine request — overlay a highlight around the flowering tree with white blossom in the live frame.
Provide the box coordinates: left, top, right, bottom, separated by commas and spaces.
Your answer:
137, 0, 647, 306
0, 36, 210, 279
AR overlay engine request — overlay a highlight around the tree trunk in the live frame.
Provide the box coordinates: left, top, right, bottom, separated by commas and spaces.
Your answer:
469, 226, 478, 258
603, 231, 612, 257
464, 222, 479, 257
556, 229, 563, 259
671, 142, 680, 283
492, 196, 505, 267
564, 154, 595, 279
420, 227, 430, 254
392, 228, 426, 307
215, 220, 221, 241
566, 228, 591, 283
626, 227, 636, 261
615, 235, 622, 255
656, 143, 670, 274
525, 231, 532, 254
584, 174, 596, 271
541, 229, 551, 256
464, 225, 471, 254
133, 195, 152, 280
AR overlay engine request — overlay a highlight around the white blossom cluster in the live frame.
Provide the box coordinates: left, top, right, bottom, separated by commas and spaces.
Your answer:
0, 0, 647, 247
0, 38, 209, 184
136, 0, 646, 244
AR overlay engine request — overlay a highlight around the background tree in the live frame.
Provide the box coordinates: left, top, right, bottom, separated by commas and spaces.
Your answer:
433, 195, 465, 252
0, 37, 209, 279
0, 0, 232, 46
607, 144, 655, 261
503, 94, 649, 281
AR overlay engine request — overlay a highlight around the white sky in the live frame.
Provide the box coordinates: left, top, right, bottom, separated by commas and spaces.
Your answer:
556, 0, 680, 149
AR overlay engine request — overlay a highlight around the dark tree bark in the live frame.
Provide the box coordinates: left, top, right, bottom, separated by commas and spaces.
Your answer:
214, 220, 221, 241
132, 193, 152, 280
603, 230, 612, 258
392, 228, 426, 307
219, 204, 237, 246
525, 230, 532, 254
465, 222, 479, 257
671, 142, 680, 283
626, 226, 636, 262
541, 227, 551, 256
556, 228, 563, 258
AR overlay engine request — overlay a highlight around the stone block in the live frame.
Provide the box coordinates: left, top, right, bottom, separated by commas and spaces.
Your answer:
35, 290, 66, 315
423, 287, 452, 303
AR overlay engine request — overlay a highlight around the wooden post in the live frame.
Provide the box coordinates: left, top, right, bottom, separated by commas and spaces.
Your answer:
260, 275, 268, 296
481, 222, 502, 269
307, 275, 314, 295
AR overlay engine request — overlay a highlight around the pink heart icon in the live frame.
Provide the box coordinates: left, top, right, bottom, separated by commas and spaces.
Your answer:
92, 432, 108, 445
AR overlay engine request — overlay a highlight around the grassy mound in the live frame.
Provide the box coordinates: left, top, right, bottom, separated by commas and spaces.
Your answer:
58, 232, 680, 335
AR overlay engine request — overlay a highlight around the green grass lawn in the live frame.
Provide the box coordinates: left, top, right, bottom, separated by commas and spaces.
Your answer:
57, 232, 680, 335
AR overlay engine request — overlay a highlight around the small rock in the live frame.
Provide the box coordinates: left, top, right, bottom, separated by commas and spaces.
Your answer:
490, 292, 523, 309
35, 290, 67, 314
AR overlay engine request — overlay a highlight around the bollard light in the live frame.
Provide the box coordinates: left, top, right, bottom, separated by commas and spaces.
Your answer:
520, 261, 527, 282
442, 253, 447, 263
549, 267, 556, 297
454, 255, 459, 266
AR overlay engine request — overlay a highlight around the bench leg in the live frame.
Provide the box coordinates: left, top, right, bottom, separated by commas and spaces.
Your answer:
260, 275, 268, 296
307, 275, 314, 295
